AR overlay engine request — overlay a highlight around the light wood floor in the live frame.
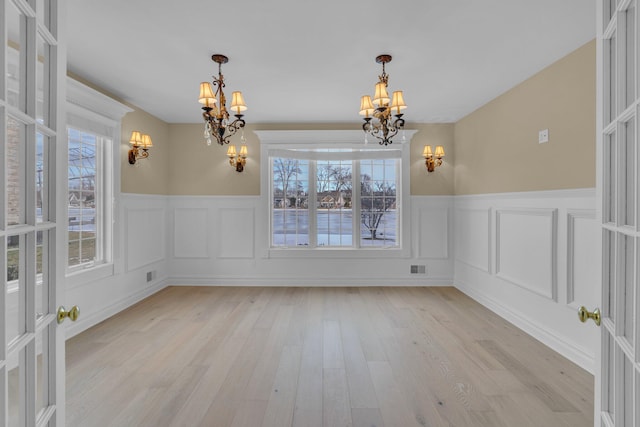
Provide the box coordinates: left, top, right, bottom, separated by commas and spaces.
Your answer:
66, 287, 593, 427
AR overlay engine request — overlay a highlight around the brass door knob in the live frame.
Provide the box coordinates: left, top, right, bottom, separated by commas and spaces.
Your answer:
57, 305, 80, 324
578, 306, 601, 326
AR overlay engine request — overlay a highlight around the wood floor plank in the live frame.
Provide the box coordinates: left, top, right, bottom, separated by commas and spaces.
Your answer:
351, 408, 385, 427
167, 336, 248, 426
66, 287, 594, 427
292, 290, 324, 427
323, 320, 345, 370
338, 297, 379, 409
261, 345, 303, 427
367, 361, 424, 427
323, 368, 352, 427
230, 400, 269, 427
243, 305, 294, 400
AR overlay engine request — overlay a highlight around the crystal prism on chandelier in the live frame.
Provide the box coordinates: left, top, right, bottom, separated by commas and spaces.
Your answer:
359, 54, 407, 146
198, 54, 247, 146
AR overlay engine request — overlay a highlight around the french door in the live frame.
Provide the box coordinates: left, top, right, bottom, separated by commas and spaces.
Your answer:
2, 0, 67, 426
598, 0, 640, 426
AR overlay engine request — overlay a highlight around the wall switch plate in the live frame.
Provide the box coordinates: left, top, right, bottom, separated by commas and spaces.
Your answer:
539, 129, 549, 144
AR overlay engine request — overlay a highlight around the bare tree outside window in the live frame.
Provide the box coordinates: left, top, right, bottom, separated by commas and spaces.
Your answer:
360, 176, 396, 241
271, 155, 399, 248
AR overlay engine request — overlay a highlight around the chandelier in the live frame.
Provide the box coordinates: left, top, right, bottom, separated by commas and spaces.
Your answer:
359, 54, 407, 146
198, 54, 247, 146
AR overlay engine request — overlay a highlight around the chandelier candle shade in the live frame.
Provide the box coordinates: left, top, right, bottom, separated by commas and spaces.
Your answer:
128, 131, 153, 165
199, 54, 247, 146
359, 54, 407, 146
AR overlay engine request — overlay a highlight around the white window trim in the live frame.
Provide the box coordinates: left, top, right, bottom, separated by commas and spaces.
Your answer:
257, 129, 415, 259
64, 78, 132, 287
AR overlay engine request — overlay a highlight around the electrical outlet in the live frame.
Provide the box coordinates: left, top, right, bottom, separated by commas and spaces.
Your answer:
538, 129, 549, 144
146, 271, 153, 282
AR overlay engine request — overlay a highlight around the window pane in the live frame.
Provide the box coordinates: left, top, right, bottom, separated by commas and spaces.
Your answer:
607, 33, 617, 124
36, 0, 51, 30
625, 1, 636, 107
360, 159, 398, 247
272, 158, 310, 247
68, 128, 98, 267
7, 235, 22, 345
270, 153, 400, 250
622, 354, 633, 427
8, 349, 24, 426
7, 117, 26, 226
316, 160, 352, 247
603, 332, 615, 421
605, 0, 618, 26
35, 230, 48, 318
604, 230, 616, 319
623, 120, 635, 226
36, 329, 49, 416
7, 4, 25, 109
36, 34, 50, 125
620, 234, 635, 347
605, 133, 617, 223
36, 133, 47, 222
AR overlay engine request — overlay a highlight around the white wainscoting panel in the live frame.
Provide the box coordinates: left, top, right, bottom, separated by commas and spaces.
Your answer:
65, 194, 170, 339
126, 207, 165, 271
455, 208, 491, 272
454, 188, 598, 373
418, 207, 449, 259
174, 208, 209, 258
567, 209, 598, 308
495, 208, 557, 301
168, 195, 454, 286
218, 208, 255, 259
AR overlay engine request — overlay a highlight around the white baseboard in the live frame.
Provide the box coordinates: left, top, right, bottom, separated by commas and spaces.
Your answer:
167, 275, 454, 287
64, 278, 169, 339
455, 278, 595, 373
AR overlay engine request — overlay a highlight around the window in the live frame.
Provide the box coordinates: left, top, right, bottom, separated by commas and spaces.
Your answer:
67, 128, 105, 268
65, 78, 131, 275
270, 149, 401, 249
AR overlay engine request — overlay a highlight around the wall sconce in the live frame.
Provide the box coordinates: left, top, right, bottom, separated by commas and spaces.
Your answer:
128, 131, 153, 165
423, 145, 445, 172
227, 144, 247, 172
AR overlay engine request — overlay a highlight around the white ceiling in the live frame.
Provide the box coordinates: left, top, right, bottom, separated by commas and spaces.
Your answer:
67, 0, 596, 125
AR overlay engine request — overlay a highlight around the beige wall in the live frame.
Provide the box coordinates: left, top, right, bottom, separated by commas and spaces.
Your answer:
409, 123, 454, 195
453, 40, 596, 195
167, 123, 261, 196
121, 108, 171, 194
79, 39, 595, 197
68, 72, 171, 195
165, 122, 454, 196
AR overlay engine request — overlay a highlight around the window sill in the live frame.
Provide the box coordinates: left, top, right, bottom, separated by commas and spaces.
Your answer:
265, 247, 410, 259
66, 262, 114, 289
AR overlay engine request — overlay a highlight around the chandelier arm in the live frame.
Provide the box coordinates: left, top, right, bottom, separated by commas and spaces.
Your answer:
226, 115, 246, 138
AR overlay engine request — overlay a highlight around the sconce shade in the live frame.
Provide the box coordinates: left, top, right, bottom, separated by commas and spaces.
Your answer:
230, 91, 247, 114
128, 131, 152, 164
141, 134, 153, 148
423, 145, 433, 158
373, 82, 390, 106
434, 145, 445, 158
359, 95, 375, 117
390, 91, 407, 114
198, 82, 217, 106
239, 144, 248, 157
227, 145, 237, 157
129, 131, 142, 146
